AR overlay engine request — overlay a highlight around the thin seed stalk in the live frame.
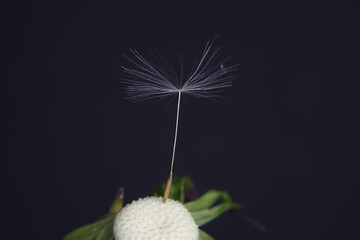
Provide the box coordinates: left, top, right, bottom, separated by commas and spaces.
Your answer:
163, 90, 182, 203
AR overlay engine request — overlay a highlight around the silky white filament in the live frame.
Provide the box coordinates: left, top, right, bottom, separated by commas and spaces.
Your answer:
121, 39, 237, 201
121, 38, 238, 101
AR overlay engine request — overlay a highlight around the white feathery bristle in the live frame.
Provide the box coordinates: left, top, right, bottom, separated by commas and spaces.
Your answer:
121, 38, 238, 102
113, 196, 199, 240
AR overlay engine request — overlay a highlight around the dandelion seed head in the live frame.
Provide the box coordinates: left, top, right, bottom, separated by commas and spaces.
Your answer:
113, 196, 199, 240
121, 38, 238, 102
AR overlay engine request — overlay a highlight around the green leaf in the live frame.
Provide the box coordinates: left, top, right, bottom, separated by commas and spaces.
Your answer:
185, 189, 232, 212
198, 229, 215, 240
191, 202, 239, 227
154, 176, 194, 203
95, 222, 114, 240
63, 215, 115, 240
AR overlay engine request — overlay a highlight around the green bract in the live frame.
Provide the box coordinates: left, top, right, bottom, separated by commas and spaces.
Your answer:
63, 177, 240, 240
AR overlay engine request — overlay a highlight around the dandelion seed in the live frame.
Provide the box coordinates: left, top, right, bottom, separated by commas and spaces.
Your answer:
122, 38, 238, 202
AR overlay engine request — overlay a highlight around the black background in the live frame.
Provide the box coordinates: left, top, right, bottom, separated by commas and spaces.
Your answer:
3, 1, 360, 239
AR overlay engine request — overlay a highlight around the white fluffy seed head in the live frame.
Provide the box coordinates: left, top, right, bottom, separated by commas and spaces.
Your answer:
113, 196, 199, 240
